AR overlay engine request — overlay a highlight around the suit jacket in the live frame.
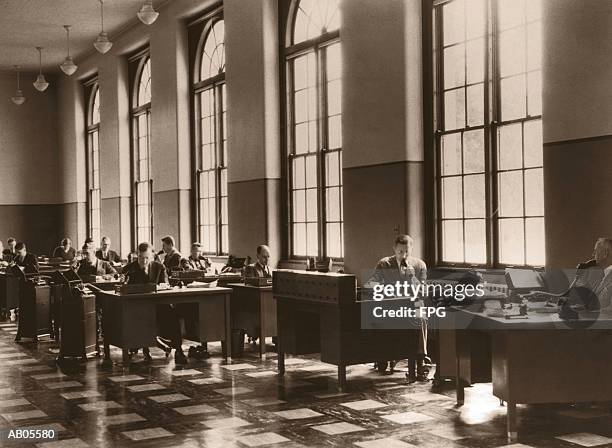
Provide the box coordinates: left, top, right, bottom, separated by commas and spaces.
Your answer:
52, 246, 76, 261
369, 255, 427, 285
76, 259, 117, 276
95, 249, 121, 263
163, 250, 183, 271
2, 249, 14, 262
13, 252, 40, 274
124, 260, 168, 285
244, 262, 272, 278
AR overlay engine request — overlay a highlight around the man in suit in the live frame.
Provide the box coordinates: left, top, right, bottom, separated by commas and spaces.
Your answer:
368, 234, 428, 382
161, 235, 182, 272
181, 242, 213, 272
3, 237, 16, 260
12, 242, 39, 274
76, 245, 116, 277
124, 242, 187, 364
53, 238, 76, 261
96, 236, 121, 264
244, 245, 272, 278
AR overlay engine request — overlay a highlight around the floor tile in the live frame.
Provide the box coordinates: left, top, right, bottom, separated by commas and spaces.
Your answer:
555, 433, 612, 447
148, 393, 190, 403
236, 432, 290, 447
60, 391, 101, 400
1, 409, 47, 421
127, 383, 166, 393
340, 399, 388, 411
168, 369, 203, 377
36, 438, 89, 448
246, 370, 277, 378
213, 387, 253, 396
188, 377, 224, 385
31, 372, 67, 380
273, 408, 324, 419
220, 363, 257, 371
0, 397, 30, 408
202, 416, 251, 429
78, 401, 123, 411
241, 398, 287, 407
108, 375, 145, 382
121, 427, 174, 441
402, 392, 453, 403
381, 411, 434, 425
354, 437, 417, 448
312, 422, 366, 435
174, 404, 219, 415
106, 413, 147, 425
44, 381, 82, 389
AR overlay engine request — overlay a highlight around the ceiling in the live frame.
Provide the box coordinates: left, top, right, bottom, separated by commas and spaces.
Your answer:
0, 0, 168, 73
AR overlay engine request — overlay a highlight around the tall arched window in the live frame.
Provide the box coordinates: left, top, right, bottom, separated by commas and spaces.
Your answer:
86, 82, 101, 244
433, 0, 543, 266
131, 54, 153, 245
194, 17, 227, 255
285, 0, 342, 259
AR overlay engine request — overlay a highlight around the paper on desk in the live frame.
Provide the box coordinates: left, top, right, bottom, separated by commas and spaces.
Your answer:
187, 280, 218, 288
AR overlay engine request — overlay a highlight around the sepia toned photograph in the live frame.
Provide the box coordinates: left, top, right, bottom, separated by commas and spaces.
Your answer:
1, 0, 612, 447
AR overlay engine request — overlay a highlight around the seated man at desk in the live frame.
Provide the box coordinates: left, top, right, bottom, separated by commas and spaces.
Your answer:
124, 242, 187, 364
369, 234, 428, 382
52, 238, 76, 261
161, 235, 182, 272
96, 236, 121, 264
11, 242, 39, 274
244, 245, 272, 278
3, 237, 16, 260
76, 245, 117, 277
181, 242, 213, 272
525, 237, 612, 311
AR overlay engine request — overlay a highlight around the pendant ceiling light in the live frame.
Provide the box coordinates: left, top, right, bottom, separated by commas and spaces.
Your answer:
137, 0, 159, 25
60, 25, 78, 76
93, 0, 113, 54
33, 47, 49, 92
11, 66, 26, 106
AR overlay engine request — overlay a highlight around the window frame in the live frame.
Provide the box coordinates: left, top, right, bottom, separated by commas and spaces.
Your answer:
430, 0, 544, 269
85, 78, 101, 245
129, 50, 154, 246
191, 11, 228, 256
283, 0, 343, 261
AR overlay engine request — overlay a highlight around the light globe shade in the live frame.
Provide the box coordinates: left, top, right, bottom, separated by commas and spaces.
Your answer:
60, 56, 78, 76
137, 1, 159, 25
33, 74, 49, 92
11, 90, 26, 106
94, 32, 113, 54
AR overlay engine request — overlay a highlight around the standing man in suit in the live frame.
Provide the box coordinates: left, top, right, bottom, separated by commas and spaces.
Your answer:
124, 242, 187, 364
76, 245, 116, 277
12, 242, 39, 274
3, 237, 16, 260
161, 235, 182, 272
369, 234, 428, 382
244, 245, 272, 278
53, 238, 76, 261
96, 236, 121, 263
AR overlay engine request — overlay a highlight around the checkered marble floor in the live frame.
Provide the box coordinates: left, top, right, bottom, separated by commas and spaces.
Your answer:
0, 322, 612, 447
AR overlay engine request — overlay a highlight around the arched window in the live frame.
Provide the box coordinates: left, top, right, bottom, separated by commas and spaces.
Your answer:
194, 17, 227, 255
131, 54, 153, 245
86, 82, 101, 245
433, 0, 543, 266
285, 0, 342, 259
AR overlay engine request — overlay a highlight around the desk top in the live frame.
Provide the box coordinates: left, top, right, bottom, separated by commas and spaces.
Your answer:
227, 283, 272, 291
98, 286, 232, 300
451, 307, 612, 330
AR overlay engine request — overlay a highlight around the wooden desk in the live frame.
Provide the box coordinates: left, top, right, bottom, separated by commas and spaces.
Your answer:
97, 286, 232, 364
228, 283, 276, 358
0, 271, 20, 316
453, 308, 612, 442
274, 271, 419, 391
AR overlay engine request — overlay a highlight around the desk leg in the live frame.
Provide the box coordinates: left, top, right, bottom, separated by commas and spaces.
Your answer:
278, 344, 285, 377
338, 364, 347, 392
259, 302, 266, 359
507, 402, 517, 443
224, 293, 232, 361
122, 348, 130, 365
456, 353, 465, 404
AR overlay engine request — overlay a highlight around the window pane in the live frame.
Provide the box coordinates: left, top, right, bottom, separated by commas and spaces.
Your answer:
325, 151, 340, 186
326, 223, 342, 258
295, 123, 308, 154
443, 220, 464, 263
294, 56, 308, 90
444, 44, 465, 90
465, 219, 486, 264
497, 0, 526, 31
523, 119, 543, 168
293, 157, 305, 189
309, 121, 318, 152
444, 88, 465, 130
466, 38, 485, 84
326, 187, 340, 221
442, 133, 462, 176
498, 123, 523, 170
524, 168, 544, 216
464, 174, 485, 218
327, 79, 342, 115
442, 177, 463, 219
466, 83, 484, 127
499, 27, 526, 77
463, 129, 485, 174
525, 217, 545, 265
293, 190, 305, 222
526, 0, 542, 22
465, 0, 486, 39
294, 90, 308, 123
527, 22, 542, 71
500, 75, 527, 121
306, 222, 318, 256
294, 223, 306, 256
326, 43, 341, 80
499, 218, 525, 265
498, 170, 524, 217
305, 155, 317, 188
306, 188, 318, 221
527, 71, 542, 116
443, 0, 465, 46
328, 115, 342, 149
